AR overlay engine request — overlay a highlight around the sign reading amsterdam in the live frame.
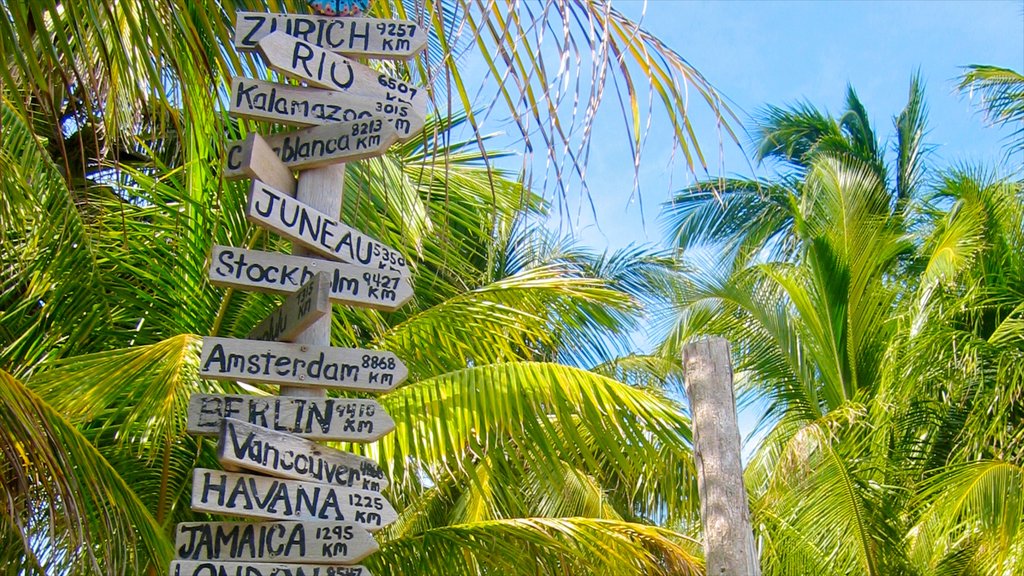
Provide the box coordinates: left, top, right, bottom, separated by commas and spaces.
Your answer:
208, 245, 412, 311
219, 419, 388, 491
256, 32, 425, 111
169, 560, 370, 576
187, 394, 393, 442
175, 520, 379, 564
230, 77, 425, 136
191, 468, 398, 529
224, 118, 399, 177
247, 180, 410, 275
235, 12, 426, 59
249, 272, 332, 342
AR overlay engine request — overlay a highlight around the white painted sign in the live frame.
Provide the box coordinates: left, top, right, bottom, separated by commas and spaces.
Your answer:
247, 180, 410, 275
248, 272, 332, 343
169, 560, 370, 576
235, 12, 426, 59
228, 133, 297, 196
191, 468, 397, 530
225, 118, 399, 177
175, 520, 378, 564
208, 245, 413, 311
256, 32, 425, 113
200, 337, 406, 393
218, 418, 388, 491
187, 394, 393, 442
229, 77, 425, 137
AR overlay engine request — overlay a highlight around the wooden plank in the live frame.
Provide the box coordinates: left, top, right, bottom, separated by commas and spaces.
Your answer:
191, 468, 397, 530
174, 520, 378, 564
248, 272, 332, 343
200, 336, 406, 393
235, 12, 426, 59
187, 394, 393, 442
226, 133, 297, 196
256, 31, 425, 113
170, 560, 370, 576
208, 245, 413, 311
229, 77, 425, 137
247, 180, 410, 275
218, 418, 388, 491
224, 119, 399, 177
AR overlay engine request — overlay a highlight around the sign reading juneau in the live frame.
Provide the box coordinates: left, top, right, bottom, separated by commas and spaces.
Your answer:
175, 520, 379, 564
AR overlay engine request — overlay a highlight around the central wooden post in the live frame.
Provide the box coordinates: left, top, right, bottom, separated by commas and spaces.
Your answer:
281, 164, 345, 398
682, 337, 760, 575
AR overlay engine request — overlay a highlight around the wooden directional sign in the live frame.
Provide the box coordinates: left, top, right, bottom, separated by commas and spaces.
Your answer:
218, 418, 388, 491
175, 520, 379, 564
230, 77, 425, 137
225, 118, 399, 177
209, 245, 413, 311
192, 468, 398, 530
170, 560, 371, 576
247, 180, 410, 275
235, 12, 427, 59
187, 394, 393, 442
249, 272, 332, 343
227, 133, 297, 196
256, 32, 426, 112
200, 336, 406, 392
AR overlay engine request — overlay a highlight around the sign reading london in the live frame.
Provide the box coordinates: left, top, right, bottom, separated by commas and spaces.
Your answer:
170, 560, 370, 576
200, 336, 406, 392
187, 394, 393, 442
247, 180, 410, 275
208, 245, 412, 310
235, 12, 427, 59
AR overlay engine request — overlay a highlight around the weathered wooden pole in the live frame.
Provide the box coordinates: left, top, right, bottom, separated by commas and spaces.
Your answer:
682, 337, 760, 576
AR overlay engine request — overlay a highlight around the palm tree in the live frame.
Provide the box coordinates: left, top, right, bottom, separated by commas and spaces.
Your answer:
959, 65, 1024, 159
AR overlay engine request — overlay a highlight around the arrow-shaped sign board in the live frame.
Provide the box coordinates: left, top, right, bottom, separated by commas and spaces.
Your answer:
229, 77, 425, 137
175, 520, 379, 564
218, 418, 388, 491
208, 245, 412, 311
256, 31, 426, 112
191, 468, 398, 530
249, 272, 332, 343
247, 180, 410, 275
225, 118, 399, 177
235, 12, 426, 59
187, 394, 393, 442
200, 336, 406, 393
170, 560, 371, 576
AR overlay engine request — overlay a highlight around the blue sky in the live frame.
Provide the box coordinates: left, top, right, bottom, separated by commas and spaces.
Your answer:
559, 0, 1024, 250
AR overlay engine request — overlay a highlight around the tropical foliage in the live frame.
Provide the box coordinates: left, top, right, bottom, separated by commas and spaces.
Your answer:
661, 73, 1024, 575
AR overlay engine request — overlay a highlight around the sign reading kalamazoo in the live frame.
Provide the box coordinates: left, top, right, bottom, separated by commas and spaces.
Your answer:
247, 180, 410, 275
200, 337, 405, 392
219, 418, 388, 491
187, 394, 393, 442
191, 468, 397, 530
208, 245, 412, 311
175, 520, 378, 564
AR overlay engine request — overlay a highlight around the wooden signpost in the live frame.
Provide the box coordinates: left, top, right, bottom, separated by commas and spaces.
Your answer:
179, 5, 426, 574
187, 394, 393, 442
218, 418, 388, 491
199, 336, 407, 392
249, 272, 332, 342
247, 180, 410, 274
175, 520, 379, 564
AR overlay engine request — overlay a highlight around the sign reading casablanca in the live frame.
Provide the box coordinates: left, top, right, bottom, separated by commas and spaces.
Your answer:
248, 272, 332, 343
208, 245, 412, 310
235, 12, 427, 59
191, 468, 398, 529
175, 520, 379, 564
169, 560, 370, 576
230, 77, 425, 136
218, 418, 388, 491
200, 336, 406, 392
187, 394, 393, 442
247, 180, 410, 274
